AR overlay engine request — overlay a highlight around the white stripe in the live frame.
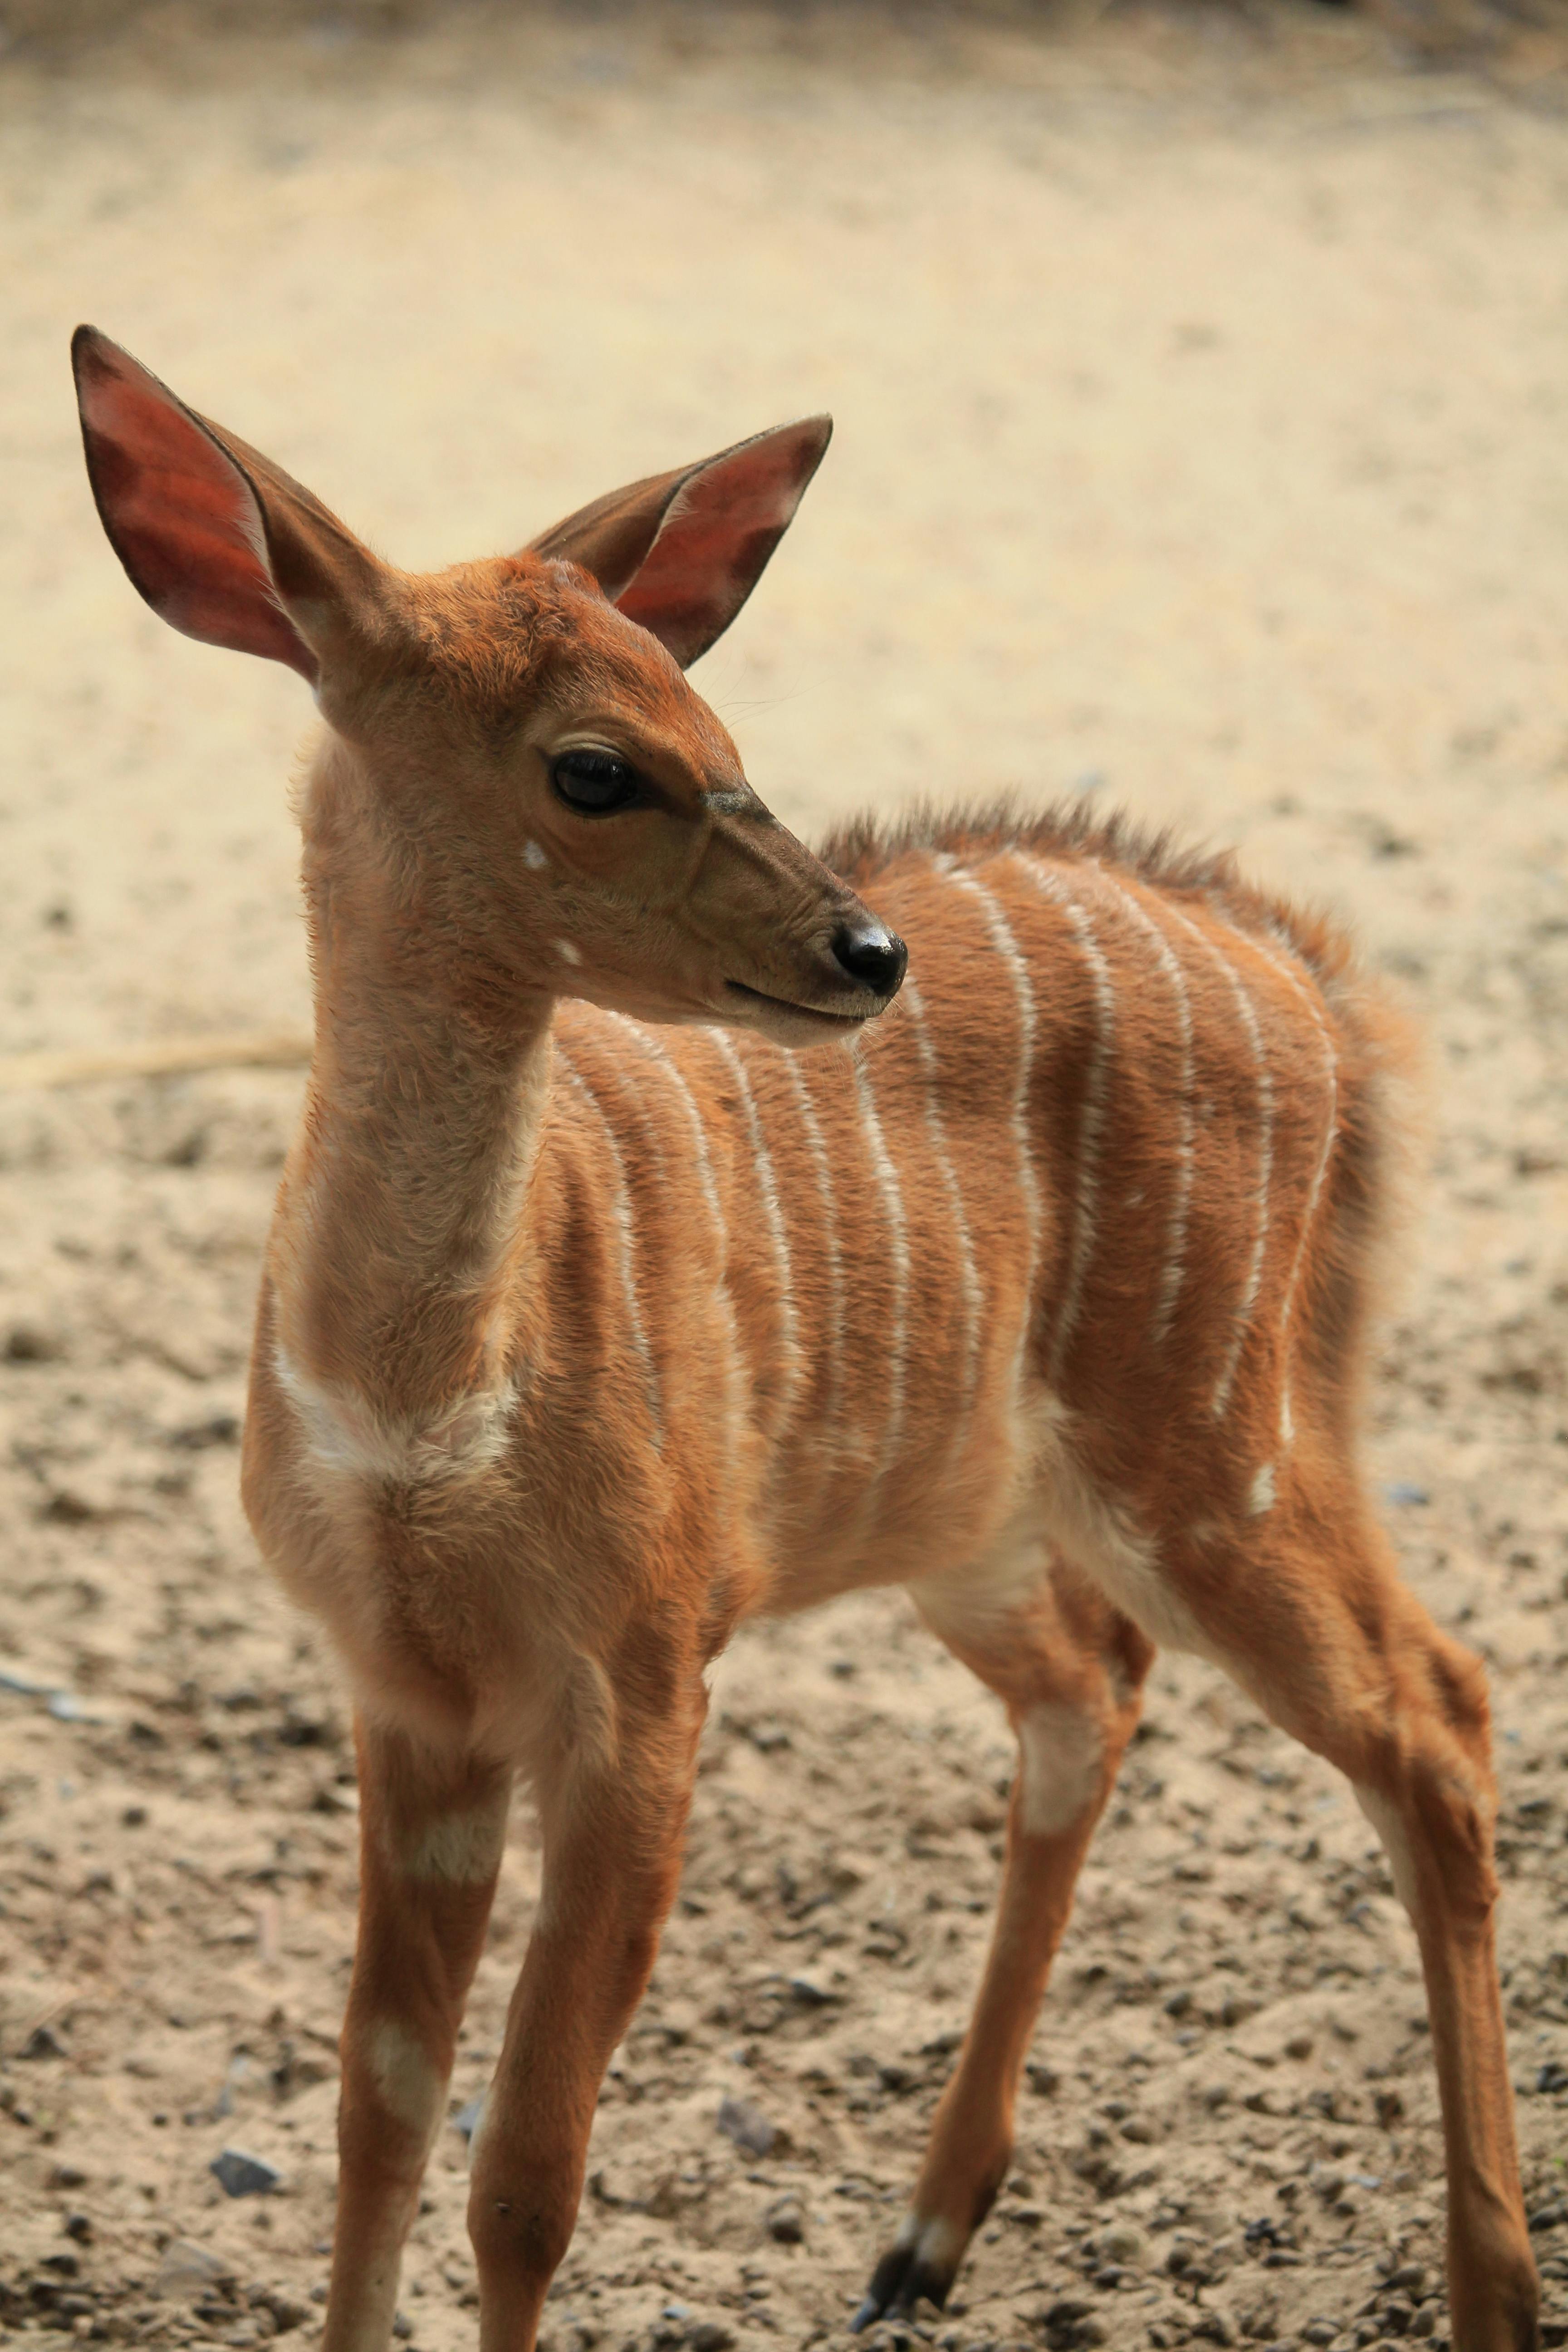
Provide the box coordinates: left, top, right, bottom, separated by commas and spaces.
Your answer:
1085, 868, 1196, 1349
1012, 857, 1117, 1384
849, 1038, 911, 1482
603, 1014, 751, 1448
711, 1031, 802, 1435
779, 1053, 845, 1450
947, 867, 1040, 1391
1243, 928, 1341, 1446
605, 1015, 724, 1246
902, 973, 983, 1417
1161, 903, 1274, 1419
557, 1050, 662, 1446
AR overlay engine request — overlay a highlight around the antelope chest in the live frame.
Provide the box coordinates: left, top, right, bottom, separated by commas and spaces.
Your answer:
248, 1346, 584, 1738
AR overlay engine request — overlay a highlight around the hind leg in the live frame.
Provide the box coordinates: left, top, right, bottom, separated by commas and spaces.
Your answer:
854, 1540, 1152, 2327
1142, 1477, 1537, 2352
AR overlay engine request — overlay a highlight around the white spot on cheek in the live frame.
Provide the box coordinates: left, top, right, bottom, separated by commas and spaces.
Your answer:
1247, 1462, 1277, 1516
364, 2018, 442, 2136
1017, 1702, 1103, 1837
523, 839, 549, 870
556, 938, 582, 966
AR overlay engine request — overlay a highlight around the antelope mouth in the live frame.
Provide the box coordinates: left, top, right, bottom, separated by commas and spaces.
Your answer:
723, 980, 874, 1032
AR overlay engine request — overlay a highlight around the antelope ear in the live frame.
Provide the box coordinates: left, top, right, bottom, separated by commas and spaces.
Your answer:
71, 325, 385, 687
527, 415, 832, 669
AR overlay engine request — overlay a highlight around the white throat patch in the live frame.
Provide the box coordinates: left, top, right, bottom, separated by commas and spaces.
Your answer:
273, 1342, 518, 1489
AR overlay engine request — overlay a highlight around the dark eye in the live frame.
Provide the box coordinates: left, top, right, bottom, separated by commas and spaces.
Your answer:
551, 750, 643, 814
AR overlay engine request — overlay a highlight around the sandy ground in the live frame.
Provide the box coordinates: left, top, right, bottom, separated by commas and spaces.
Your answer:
2, 8, 1568, 2351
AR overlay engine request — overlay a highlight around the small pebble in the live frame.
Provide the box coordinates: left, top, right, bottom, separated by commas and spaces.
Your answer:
789, 1975, 836, 2007
251, 2288, 309, 2334
716, 2095, 775, 2158
154, 2241, 237, 2299
210, 2148, 281, 2199
169, 1412, 242, 1450
766, 2194, 805, 2244
47, 1691, 103, 1723
4, 1323, 62, 1362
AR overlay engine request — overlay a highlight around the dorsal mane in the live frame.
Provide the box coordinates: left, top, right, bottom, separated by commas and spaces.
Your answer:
817, 794, 1340, 983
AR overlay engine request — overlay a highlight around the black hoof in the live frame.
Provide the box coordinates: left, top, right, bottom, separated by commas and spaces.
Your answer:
851, 2232, 957, 2332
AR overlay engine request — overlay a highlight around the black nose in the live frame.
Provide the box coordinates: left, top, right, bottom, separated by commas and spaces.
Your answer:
832, 920, 908, 1000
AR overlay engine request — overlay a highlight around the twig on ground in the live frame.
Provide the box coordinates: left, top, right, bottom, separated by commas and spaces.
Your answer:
0, 1033, 312, 1092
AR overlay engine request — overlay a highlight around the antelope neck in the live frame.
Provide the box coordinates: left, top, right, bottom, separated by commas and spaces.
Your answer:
273, 864, 554, 1425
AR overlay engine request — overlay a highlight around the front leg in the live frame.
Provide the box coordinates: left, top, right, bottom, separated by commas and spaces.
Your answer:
325, 1720, 512, 2352
468, 1681, 704, 2352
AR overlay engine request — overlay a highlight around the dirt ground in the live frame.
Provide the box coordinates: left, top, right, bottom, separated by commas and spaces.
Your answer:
2, 7, 1567, 2350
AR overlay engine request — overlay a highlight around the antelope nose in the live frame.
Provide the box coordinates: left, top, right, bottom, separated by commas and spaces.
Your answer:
832, 920, 907, 1000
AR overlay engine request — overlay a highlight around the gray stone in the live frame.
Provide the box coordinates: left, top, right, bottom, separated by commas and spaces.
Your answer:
211, 2148, 281, 2198
155, 2241, 238, 2299
250, 2287, 310, 2335
765, 2195, 805, 2244
716, 2095, 775, 2157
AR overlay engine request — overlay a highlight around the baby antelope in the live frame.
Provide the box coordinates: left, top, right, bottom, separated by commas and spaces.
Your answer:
74, 326, 1536, 2352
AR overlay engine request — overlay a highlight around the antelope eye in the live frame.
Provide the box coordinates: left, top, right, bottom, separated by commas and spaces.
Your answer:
551, 750, 643, 814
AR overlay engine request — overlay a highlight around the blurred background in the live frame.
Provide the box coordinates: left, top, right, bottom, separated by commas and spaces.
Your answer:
1, 6, 1566, 2349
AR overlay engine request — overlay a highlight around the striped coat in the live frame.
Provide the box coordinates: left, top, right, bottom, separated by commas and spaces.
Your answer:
530, 799, 1402, 1641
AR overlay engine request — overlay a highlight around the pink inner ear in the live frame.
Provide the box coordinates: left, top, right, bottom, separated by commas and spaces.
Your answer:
614, 426, 823, 665
78, 350, 316, 682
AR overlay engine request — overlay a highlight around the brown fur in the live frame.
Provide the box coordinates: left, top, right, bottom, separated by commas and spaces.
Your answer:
74, 329, 1537, 2352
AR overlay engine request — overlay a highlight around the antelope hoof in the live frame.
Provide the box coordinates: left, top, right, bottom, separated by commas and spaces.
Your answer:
851, 2213, 963, 2331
